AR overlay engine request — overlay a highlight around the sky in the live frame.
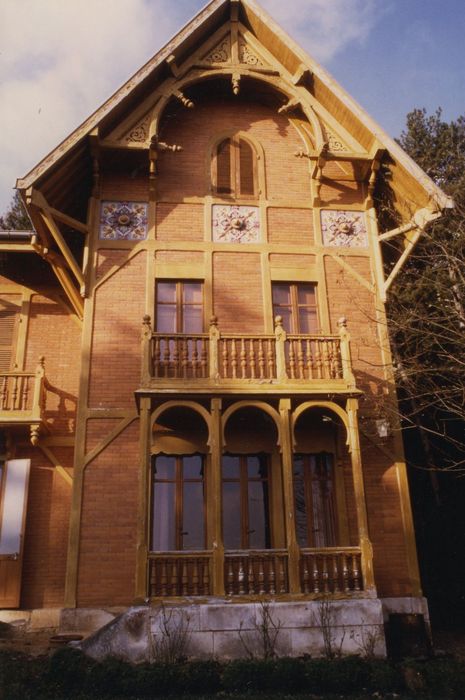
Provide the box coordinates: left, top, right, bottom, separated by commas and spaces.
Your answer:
0, 0, 464, 213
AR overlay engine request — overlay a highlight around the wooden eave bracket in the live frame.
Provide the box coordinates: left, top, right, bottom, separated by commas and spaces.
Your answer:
382, 208, 442, 294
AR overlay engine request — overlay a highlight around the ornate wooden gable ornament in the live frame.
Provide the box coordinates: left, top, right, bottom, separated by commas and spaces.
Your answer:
15, 0, 453, 316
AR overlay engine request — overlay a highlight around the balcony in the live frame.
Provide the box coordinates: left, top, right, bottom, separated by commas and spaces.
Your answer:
0, 358, 49, 444
139, 316, 357, 396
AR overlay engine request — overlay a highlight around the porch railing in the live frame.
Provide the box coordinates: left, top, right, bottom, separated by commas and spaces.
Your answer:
142, 315, 355, 388
0, 358, 48, 444
148, 551, 212, 597
300, 547, 363, 594
148, 547, 365, 598
224, 549, 289, 595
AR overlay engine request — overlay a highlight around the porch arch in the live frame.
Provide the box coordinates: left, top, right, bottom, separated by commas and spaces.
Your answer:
221, 400, 282, 450
151, 400, 212, 452
292, 401, 349, 450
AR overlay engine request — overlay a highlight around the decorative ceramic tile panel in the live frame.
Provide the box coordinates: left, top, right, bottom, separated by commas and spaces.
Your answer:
320, 210, 368, 248
212, 205, 260, 243
99, 201, 148, 240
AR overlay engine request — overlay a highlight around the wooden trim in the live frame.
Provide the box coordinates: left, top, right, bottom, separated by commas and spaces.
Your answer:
135, 397, 151, 602
38, 444, 73, 486
325, 253, 374, 294
83, 414, 138, 469
278, 398, 300, 593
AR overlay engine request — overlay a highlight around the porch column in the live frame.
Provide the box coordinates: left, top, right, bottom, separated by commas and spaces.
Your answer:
210, 398, 224, 595
279, 398, 300, 594
134, 397, 152, 602
346, 397, 376, 595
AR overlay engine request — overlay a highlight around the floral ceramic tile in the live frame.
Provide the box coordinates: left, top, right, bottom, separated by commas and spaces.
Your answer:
212, 205, 260, 243
321, 210, 368, 247
99, 201, 148, 240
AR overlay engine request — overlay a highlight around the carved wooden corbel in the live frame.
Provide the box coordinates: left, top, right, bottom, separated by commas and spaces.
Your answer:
173, 90, 194, 109
166, 54, 180, 77
231, 72, 241, 96
278, 98, 299, 115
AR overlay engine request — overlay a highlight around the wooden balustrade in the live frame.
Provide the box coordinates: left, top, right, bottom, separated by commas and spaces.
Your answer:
300, 547, 363, 594
143, 316, 354, 388
0, 373, 36, 412
224, 550, 289, 595
148, 552, 212, 597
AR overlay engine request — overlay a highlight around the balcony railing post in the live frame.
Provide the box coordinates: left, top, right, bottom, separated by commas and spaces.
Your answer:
337, 317, 356, 388
209, 316, 220, 381
30, 356, 46, 446
141, 315, 152, 385
274, 316, 288, 381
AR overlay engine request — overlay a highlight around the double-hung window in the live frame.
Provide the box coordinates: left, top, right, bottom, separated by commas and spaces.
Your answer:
272, 283, 318, 334
293, 453, 336, 548
155, 281, 203, 334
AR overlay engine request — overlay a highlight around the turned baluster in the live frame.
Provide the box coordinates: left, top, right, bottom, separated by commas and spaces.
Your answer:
312, 557, 320, 594
288, 340, 296, 379
342, 554, 350, 593
321, 555, 330, 594
238, 560, 246, 595
201, 338, 208, 377
160, 560, 168, 596
258, 558, 265, 594
322, 340, 331, 379
302, 557, 310, 594
249, 339, 256, 379
315, 341, 323, 379
231, 339, 238, 379
240, 337, 247, 378
278, 557, 286, 594
193, 339, 200, 378
352, 554, 361, 591
181, 560, 189, 595
172, 338, 180, 378
21, 376, 29, 410
0, 376, 7, 410
222, 339, 229, 378
267, 339, 274, 377
169, 560, 178, 596
248, 558, 255, 594
192, 558, 199, 595
269, 557, 276, 595
296, 338, 305, 378
162, 338, 171, 374
306, 339, 313, 379
258, 339, 265, 378
203, 560, 210, 594
11, 376, 18, 410
332, 555, 340, 593
226, 560, 234, 595
335, 340, 343, 379
149, 562, 157, 597
153, 338, 161, 377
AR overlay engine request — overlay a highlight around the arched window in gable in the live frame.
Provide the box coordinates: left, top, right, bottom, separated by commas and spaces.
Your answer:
212, 136, 257, 198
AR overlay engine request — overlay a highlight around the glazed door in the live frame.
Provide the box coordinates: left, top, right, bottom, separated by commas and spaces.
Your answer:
0, 459, 31, 607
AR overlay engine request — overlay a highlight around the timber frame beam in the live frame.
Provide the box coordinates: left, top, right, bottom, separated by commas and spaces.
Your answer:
23, 188, 86, 319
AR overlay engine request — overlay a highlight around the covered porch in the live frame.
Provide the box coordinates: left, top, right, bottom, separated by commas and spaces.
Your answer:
135, 396, 375, 602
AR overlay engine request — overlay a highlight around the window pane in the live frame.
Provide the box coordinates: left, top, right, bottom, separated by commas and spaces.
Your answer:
293, 476, 308, 547
297, 285, 316, 305
239, 140, 255, 196
183, 306, 203, 333
222, 455, 240, 479
217, 139, 231, 194
279, 307, 293, 333
157, 282, 176, 303
183, 283, 202, 304
152, 482, 175, 550
247, 455, 267, 479
183, 455, 203, 479
157, 305, 177, 333
183, 481, 205, 550
223, 482, 241, 548
248, 481, 270, 549
154, 455, 176, 480
298, 309, 318, 334
272, 284, 290, 305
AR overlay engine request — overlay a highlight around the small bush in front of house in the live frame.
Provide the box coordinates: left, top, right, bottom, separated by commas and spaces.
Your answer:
402, 657, 465, 698
180, 659, 222, 694
222, 658, 279, 693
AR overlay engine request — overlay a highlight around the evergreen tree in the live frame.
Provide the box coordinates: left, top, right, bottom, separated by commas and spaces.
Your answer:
0, 191, 32, 230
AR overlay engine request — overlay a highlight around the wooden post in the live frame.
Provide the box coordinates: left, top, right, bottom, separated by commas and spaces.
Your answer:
346, 397, 376, 595
210, 399, 224, 595
279, 399, 300, 594
337, 317, 356, 388
135, 397, 151, 603
141, 315, 152, 386
274, 316, 288, 381
209, 316, 220, 381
